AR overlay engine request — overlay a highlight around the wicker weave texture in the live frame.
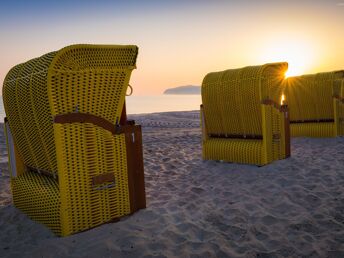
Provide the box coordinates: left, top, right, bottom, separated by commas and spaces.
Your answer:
3, 45, 138, 236
285, 71, 344, 137
203, 138, 262, 164
202, 63, 287, 136
201, 62, 288, 165
286, 72, 343, 121
290, 123, 335, 138
55, 123, 130, 235
3, 53, 58, 175
11, 171, 61, 235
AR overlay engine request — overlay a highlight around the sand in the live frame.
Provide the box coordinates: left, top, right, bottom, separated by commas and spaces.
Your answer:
0, 111, 344, 258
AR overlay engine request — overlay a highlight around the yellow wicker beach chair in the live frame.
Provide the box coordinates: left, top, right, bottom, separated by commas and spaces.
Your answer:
201, 62, 290, 166
333, 79, 344, 136
2, 44, 146, 236
285, 71, 344, 137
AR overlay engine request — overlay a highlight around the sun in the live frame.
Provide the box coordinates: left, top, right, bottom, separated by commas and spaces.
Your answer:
257, 39, 316, 78
284, 58, 307, 78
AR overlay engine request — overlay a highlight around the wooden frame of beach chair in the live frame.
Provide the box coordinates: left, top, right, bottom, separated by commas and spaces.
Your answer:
285, 71, 344, 137
201, 62, 290, 166
2, 44, 146, 236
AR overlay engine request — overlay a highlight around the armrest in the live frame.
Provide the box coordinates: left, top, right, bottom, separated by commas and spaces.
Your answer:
261, 98, 284, 112
54, 112, 135, 135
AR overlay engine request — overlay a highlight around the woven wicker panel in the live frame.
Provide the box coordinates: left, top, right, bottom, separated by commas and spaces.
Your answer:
3, 52, 58, 175
51, 45, 137, 71
16, 58, 46, 170
11, 171, 61, 235
2, 63, 36, 168
202, 63, 287, 136
48, 69, 128, 123
290, 123, 335, 137
31, 53, 58, 173
260, 64, 288, 103
203, 138, 263, 165
55, 123, 130, 236
286, 71, 344, 122
48, 45, 137, 122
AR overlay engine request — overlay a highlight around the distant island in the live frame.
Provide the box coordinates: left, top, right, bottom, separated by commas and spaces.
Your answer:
163, 85, 201, 95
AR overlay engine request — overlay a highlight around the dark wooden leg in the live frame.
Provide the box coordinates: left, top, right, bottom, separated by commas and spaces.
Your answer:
121, 100, 146, 212
125, 125, 146, 212
281, 105, 291, 157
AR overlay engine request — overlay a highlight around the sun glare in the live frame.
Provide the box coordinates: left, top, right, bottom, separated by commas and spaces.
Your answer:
257, 39, 316, 78
280, 94, 285, 106
284, 66, 303, 78
284, 59, 307, 78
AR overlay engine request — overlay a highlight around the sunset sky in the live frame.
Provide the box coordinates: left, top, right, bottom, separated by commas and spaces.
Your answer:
1, 0, 344, 95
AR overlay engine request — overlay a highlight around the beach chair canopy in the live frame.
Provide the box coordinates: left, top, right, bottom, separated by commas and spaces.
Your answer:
2, 44, 145, 236
3, 44, 138, 176
285, 71, 344, 137
201, 62, 289, 166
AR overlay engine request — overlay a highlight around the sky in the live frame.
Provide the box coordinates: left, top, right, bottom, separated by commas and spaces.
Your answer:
1, 0, 344, 95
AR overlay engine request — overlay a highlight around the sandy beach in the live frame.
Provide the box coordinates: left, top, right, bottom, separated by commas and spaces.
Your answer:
0, 110, 344, 258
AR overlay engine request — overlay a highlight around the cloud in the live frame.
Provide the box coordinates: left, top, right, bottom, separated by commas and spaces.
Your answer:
337, 2, 344, 6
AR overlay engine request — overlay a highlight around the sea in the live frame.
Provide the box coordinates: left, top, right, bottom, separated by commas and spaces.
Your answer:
0, 95, 202, 122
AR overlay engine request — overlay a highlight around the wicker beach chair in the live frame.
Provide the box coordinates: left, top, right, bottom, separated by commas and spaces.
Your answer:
285, 71, 344, 137
2, 44, 146, 236
201, 62, 290, 166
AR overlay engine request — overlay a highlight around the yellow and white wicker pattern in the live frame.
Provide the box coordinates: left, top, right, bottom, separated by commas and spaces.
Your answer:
285, 71, 344, 137
201, 63, 288, 166
2, 45, 138, 236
